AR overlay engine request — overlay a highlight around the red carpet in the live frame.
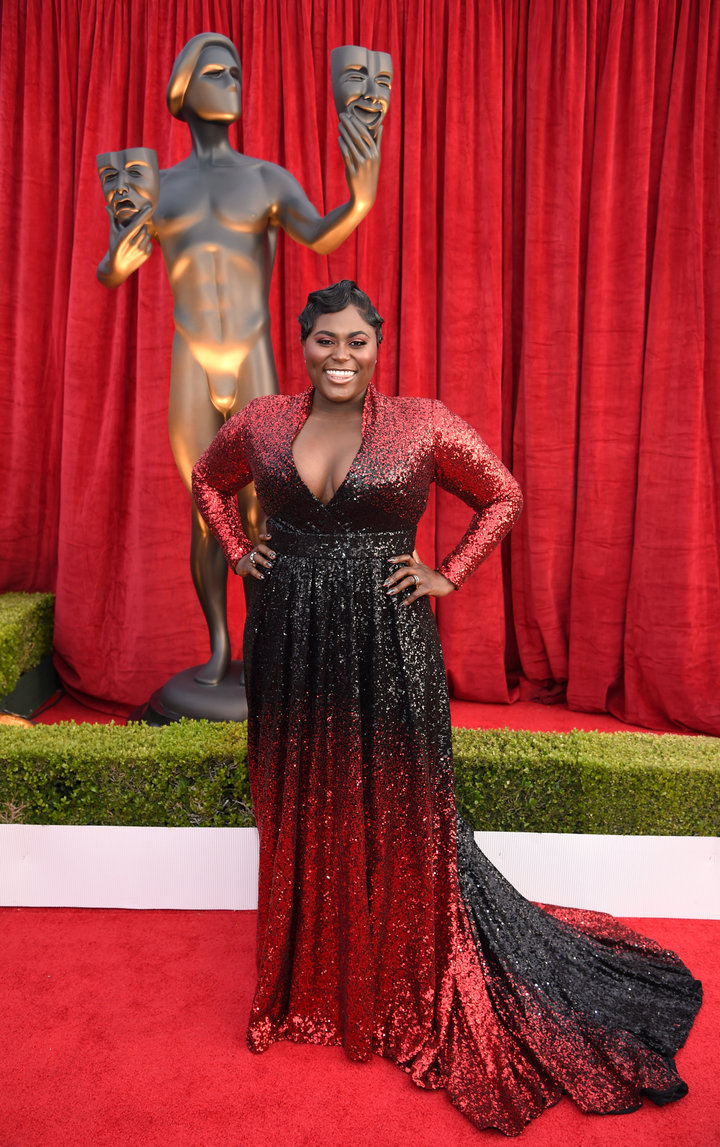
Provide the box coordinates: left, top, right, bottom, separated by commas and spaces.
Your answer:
31, 689, 657, 734
1, 909, 717, 1146
448, 698, 653, 734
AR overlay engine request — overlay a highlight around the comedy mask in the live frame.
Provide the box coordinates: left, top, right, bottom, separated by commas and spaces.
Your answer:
331, 45, 393, 138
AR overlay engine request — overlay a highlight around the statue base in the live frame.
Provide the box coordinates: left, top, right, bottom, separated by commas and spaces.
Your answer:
130, 660, 248, 725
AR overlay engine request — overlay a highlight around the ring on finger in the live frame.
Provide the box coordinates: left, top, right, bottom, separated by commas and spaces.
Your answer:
249, 552, 257, 567
412, 573, 420, 585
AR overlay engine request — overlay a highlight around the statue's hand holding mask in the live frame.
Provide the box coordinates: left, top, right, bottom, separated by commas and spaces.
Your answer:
96, 148, 160, 284
331, 46, 392, 211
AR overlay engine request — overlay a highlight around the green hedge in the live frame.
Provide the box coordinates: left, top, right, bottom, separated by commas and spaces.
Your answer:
452, 728, 720, 836
0, 720, 253, 827
1, 715, 720, 835
0, 593, 55, 696
0, 719, 718, 834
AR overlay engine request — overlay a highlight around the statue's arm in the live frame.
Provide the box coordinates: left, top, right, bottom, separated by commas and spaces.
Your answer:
96, 204, 154, 288
269, 113, 382, 256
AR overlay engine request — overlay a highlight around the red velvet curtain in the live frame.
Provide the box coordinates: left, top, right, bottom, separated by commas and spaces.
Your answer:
1, 0, 718, 733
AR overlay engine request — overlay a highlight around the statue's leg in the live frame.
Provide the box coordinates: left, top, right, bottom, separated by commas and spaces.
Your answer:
232, 333, 280, 545
189, 505, 231, 685
168, 335, 231, 686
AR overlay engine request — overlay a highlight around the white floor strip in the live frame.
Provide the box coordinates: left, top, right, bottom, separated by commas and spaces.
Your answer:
0, 825, 717, 917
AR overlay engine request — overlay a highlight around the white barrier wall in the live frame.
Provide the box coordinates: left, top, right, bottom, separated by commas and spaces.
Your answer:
1, 825, 718, 917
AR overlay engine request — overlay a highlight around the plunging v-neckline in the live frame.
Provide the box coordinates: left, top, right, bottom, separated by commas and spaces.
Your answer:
291, 446, 360, 508
290, 385, 372, 509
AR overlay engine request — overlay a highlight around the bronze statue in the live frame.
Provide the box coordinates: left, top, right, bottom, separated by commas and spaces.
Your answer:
97, 34, 391, 690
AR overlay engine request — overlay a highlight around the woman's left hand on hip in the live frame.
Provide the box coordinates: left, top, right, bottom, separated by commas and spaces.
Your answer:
383, 552, 456, 606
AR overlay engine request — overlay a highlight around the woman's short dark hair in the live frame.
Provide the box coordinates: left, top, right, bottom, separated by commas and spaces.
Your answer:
298, 280, 384, 343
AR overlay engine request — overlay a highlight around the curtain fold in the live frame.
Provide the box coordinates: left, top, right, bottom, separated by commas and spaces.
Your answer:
1, 0, 718, 732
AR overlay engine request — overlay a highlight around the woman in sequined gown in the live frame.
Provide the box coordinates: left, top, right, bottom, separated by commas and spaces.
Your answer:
192, 281, 701, 1137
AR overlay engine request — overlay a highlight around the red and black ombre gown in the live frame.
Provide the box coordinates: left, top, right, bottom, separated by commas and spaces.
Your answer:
192, 384, 701, 1137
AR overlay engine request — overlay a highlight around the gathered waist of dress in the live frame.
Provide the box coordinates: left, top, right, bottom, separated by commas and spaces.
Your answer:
266, 518, 416, 559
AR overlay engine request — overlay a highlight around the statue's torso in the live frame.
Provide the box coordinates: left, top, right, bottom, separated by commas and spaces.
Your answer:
153, 156, 280, 376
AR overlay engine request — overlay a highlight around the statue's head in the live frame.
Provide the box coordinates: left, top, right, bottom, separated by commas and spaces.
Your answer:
167, 32, 241, 123
96, 148, 160, 226
331, 46, 393, 138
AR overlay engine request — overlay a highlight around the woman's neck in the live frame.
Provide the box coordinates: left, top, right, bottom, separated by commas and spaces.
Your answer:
310, 386, 368, 418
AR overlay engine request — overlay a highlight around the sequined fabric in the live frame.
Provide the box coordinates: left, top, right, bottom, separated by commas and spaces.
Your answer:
191, 384, 523, 585
192, 385, 701, 1137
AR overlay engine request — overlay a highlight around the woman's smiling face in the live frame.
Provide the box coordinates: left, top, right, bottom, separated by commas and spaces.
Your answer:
303, 305, 378, 404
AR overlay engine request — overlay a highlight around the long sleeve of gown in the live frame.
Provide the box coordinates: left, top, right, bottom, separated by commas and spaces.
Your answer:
191, 409, 254, 570
432, 402, 523, 588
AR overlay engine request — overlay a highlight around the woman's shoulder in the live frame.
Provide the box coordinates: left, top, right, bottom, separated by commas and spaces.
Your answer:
376, 389, 454, 426
377, 392, 487, 453
228, 390, 303, 425
248, 390, 303, 412
375, 389, 440, 416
